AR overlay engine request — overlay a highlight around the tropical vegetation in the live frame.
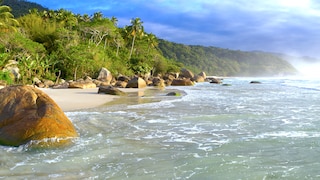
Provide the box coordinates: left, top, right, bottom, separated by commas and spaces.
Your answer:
0, 0, 297, 85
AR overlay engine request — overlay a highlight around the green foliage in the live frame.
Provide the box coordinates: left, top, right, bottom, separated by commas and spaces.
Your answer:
0, 52, 9, 69
129, 57, 152, 75
153, 57, 182, 75
0, 4, 19, 32
0, 70, 13, 84
3, 32, 46, 55
19, 14, 59, 52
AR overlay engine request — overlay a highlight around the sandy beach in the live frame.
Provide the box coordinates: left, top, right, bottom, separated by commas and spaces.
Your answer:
40, 87, 149, 111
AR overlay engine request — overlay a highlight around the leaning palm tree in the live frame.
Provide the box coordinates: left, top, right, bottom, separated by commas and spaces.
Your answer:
0, 4, 19, 32
127, 17, 144, 60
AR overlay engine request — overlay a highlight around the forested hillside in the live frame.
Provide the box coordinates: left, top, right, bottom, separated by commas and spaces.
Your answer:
0, 0, 184, 85
3, 0, 48, 17
0, 0, 297, 86
158, 40, 297, 76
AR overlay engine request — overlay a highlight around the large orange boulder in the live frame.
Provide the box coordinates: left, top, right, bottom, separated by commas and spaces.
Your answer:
0, 86, 78, 147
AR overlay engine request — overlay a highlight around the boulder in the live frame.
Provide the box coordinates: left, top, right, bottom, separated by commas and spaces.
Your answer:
68, 81, 96, 89
4, 60, 20, 81
165, 79, 172, 86
0, 86, 78, 147
166, 92, 181, 96
57, 79, 66, 84
98, 85, 126, 96
192, 75, 205, 82
210, 77, 222, 84
93, 79, 102, 86
52, 82, 69, 89
171, 79, 194, 86
43, 80, 55, 87
145, 79, 153, 86
97, 67, 113, 84
117, 75, 130, 82
83, 76, 93, 83
250, 81, 262, 84
152, 77, 166, 88
163, 74, 176, 81
126, 77, 147, 88
100, 81, 111, 86
33, 77, 45, 88
180, 68, 194, 79
33, 77, 42, 84
114, 81, 127, 88
198, 71, 207, 79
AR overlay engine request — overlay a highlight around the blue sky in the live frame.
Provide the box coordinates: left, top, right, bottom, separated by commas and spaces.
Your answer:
27, 0, 320, 58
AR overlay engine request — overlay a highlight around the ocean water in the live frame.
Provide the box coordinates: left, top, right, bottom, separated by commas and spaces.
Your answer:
1, 77, 320, 179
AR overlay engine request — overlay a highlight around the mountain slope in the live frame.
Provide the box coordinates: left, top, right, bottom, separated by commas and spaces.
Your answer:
2, 0, 48, 17
158, 40, 297, 76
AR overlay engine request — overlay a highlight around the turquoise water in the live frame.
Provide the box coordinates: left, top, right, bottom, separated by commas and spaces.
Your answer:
1, 77, 320, 179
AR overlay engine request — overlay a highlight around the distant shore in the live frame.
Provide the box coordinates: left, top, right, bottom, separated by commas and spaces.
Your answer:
40, 87, 153, 111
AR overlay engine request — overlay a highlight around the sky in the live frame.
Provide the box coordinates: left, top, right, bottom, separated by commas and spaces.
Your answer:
26, 0, 320, 58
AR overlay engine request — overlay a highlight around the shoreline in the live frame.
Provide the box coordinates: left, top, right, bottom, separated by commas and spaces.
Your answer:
40, 87, 155, 111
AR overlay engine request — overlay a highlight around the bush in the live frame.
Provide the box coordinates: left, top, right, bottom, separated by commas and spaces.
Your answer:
0, 71, 13, 85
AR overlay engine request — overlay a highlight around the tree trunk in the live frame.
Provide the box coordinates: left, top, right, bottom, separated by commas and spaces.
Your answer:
74, 66, 78, 81
116, 45, 120, 57
129, 35, 136, 60
55, 70, 61, 85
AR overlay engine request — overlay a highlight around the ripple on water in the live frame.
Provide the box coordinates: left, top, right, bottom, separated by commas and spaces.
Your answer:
2, 78, 320, 179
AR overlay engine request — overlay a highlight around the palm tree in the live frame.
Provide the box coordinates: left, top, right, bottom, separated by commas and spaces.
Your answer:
76, 14, 91, 23
111, 16, 118, 26
54, 9, 78, 29
82, 14, 91, 22
29, 8, 39, 15
146, 33, 158, 53
127, 17, 144, 60
0, 4, 19, 32
93, 11, 103, 21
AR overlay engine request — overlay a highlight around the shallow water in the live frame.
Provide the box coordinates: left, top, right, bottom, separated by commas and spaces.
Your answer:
1, 77, 320, 179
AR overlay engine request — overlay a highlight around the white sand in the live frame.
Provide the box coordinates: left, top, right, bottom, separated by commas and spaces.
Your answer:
40, 87, 149, 111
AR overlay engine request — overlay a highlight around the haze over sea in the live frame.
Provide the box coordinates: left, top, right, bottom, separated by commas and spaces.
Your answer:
1, 74, 320, 179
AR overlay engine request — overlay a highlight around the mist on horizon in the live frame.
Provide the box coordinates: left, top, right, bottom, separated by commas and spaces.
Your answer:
290, 60, 320, 78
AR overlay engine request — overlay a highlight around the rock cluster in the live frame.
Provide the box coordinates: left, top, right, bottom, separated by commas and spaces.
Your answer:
26, 67, 209, 90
